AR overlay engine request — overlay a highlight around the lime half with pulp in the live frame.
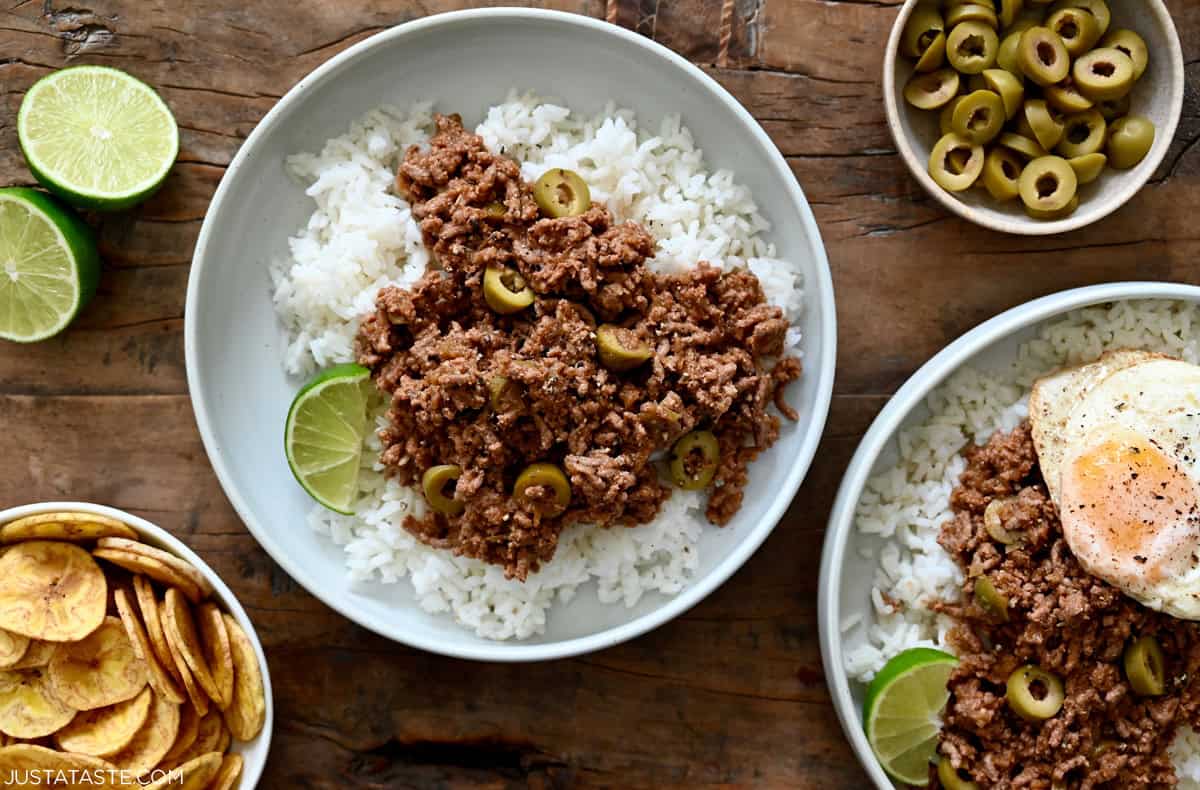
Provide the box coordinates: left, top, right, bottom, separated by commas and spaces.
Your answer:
285, 364, 372, 515
0, 187, 100, 343
863, 647, 958, 786
18, 66, 178, 211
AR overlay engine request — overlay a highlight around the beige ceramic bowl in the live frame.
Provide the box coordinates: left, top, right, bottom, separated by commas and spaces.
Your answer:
884, 0, 1184, 235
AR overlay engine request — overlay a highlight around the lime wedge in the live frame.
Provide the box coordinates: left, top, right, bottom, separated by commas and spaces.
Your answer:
18, 66, 178, 211
863, 647, 958, 786
285, 364, 372, 514
0, 188, 100, 343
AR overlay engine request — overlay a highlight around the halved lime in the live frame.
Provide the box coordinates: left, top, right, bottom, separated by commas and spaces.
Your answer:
285, 364, 372, 514
0, 187, 100, 343
863, 647, 958, 786
18, 66, 178, 211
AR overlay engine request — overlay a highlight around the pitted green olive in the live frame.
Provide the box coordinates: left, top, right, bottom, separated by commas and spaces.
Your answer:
983, 147, 1023, 201
422, 465, 465, 516
1049, 0, 1110, 37
948, 21, 1000, 74
974, 575, 1011, 621
596, 324, 653, 372
1045, 78, 1095, 114
513, 463, 572, 517
670, 430, 721, 490
1073, 48, 1135, 101
947, 3, 999, 29
902, 7, 946, 58
1018, 27, 1070, 86
1068, 153, 1107, 184
997, 0, 1024, 29
996, 31, 1024, 74
1025, 195, 1078, 220
998, 132, 1048, 161
930, 134, 985, 191
1022, 99, 1065, 150
1107, 115, 1156, 170
533, 168, 591, 218
915, 31, 948, 72
938, 757, 980, 790
483, 265, 535, 315
981, 69, 1024, 119
941, 97, 966, 136
1124, 635, 1166, 696
1006, 665, 1065, 721
1102, 29, 1148, 80
983, 497, 1019, 544
1046, 7, 1100, 56
1056, 109, 1107, 158
905, 68, 961, 110
952, 90, 1006, 145
1019, 155, 1078, 212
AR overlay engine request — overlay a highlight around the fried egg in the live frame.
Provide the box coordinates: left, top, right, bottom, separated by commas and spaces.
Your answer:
1031, 354, 1200, 619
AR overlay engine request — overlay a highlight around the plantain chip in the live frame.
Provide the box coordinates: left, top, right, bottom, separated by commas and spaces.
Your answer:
132, 576, 180, 684
113, 588, 184, 706
221, 613, 265, 741
0, 629, 29, 670
93, 549, 203, 604
108, 691, 180, 778
8, 640, 56, 671
160, 708, 221, 770
0, 743, 115, 786
53, 686, 152, 757
47, 616, 147, 711
144, 750, 221, 790
0, 668, 76, 739
0, 512, 138, 544
0, 542, 106, 642
156, 700, 199, 769
161, 589, 221, 707
161, 607, 209, 718
95, 538, 213, 601
197, 603, 234, 709
211, 751, 244, 790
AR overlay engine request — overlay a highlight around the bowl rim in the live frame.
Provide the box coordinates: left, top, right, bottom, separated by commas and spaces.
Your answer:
818, 281, 1200, 788
882, 0, 1185, 236
0, 500, 275, 788
184, 7, 837, 662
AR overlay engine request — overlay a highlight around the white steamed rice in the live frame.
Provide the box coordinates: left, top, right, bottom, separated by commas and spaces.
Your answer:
270, 92, 805, 641
843, 298, 1200, 785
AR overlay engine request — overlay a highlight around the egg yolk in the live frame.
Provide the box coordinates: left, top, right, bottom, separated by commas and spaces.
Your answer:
1060, 427, 1200, 587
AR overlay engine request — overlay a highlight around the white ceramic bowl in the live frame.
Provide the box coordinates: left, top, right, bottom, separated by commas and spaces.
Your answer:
818, 282, 1200, 788
884, 0, 1185, 236
0, 501, 273, 788
186, 9, 836, 661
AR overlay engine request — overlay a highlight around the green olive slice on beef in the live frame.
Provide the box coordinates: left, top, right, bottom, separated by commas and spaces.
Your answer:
1019, 156, 1078, 212
1068, 152, 1107, 184
902, 6, 946, 58
533, 168, 591, 218
930, 134, 985, 191
596, 324, 653, 372
1056, 109, 1107, 158
998, 132, 1049, 161
938, 757, 980, 790
1022, 99, 1066, 150
1124, 635, 1166, 696
1018, 27, 1070, 86
483, 265, 535, 315
670, 430, 721, 490
947, 21, 1000, 74
422, 465, 465, 516
983, 147, 1023, 201
1107, 115, 1156, 170
1073, 48, 1135, 101
513, 463, 572, 517
904, 68, 961, 110
973, 576, 1011, 621
952, 90, 1006, 145
914, 31, 949, 72
1006, 665, 1065, 720
983, 497, 1019, 543
1045, 78, 1095, 114
947, 3, 999, 30
1045, 7, 1099, 56
1101, 29, 1149, 80
981, 69, 1024, 119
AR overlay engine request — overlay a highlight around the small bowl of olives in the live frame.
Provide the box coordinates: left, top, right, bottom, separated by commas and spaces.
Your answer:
884, 0, 1185, 235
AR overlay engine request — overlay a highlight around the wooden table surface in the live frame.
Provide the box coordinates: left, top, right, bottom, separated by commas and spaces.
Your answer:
2, 1, 1197, 786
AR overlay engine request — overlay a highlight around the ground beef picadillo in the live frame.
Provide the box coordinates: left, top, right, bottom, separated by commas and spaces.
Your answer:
933, 422, 1200, 789
354, 114, 801, 580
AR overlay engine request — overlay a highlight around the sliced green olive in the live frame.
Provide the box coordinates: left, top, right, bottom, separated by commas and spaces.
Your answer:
1073, 48, 1135, 102
1049, 0, 1110, 37
1068, 152, 1107, 184
1045, 78, 1095, 114
996, 31, 1024, 75
488, 375, 520, 411
1107, 115, 1156, 170
1025, 194, 1078, 220
483, 265, 535, 315
938, 757, 980, 790
981, 69, 1024, 119
513, 463, 571, 517
483, 200, 507, 219
533, 168, 591, 218
1006, 665, 1065, 721
904, 68, 961, 110
422, 465, 465, 516
948, 21, 1000, 74
1096, 94, 1131, 122
1056, 109, 1107, 158
902, 7, 946, 58
1102, 29, 1149, 81
983, 147, 1023, 201
1018, 27, 1070, 86
915, 31, 949, 72
1022, 99, 1065, 150
947, 3, 999, 29
974, 575, 1011, 621
998, 132, 1049, 161
670, 430, 720, 490
930, 133, 986, 191
940, 97, 967, 136
953, 90, 1006, 145
983, 497, 1019, 543
1123, 635, 1166, 696
1019, 155, 1078, 212
1045, 7, 1099, 56
596, 324, 652, 372
997, 0, 1024, 29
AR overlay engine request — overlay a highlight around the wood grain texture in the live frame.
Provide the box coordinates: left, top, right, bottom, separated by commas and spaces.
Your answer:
0, 0, 1197, 786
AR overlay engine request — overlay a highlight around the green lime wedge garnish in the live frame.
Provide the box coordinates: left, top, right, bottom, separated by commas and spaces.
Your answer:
18, 66, 178, 211
0, 187, 100, 343
285, 364, 372, 514
863, 647, 959, 786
